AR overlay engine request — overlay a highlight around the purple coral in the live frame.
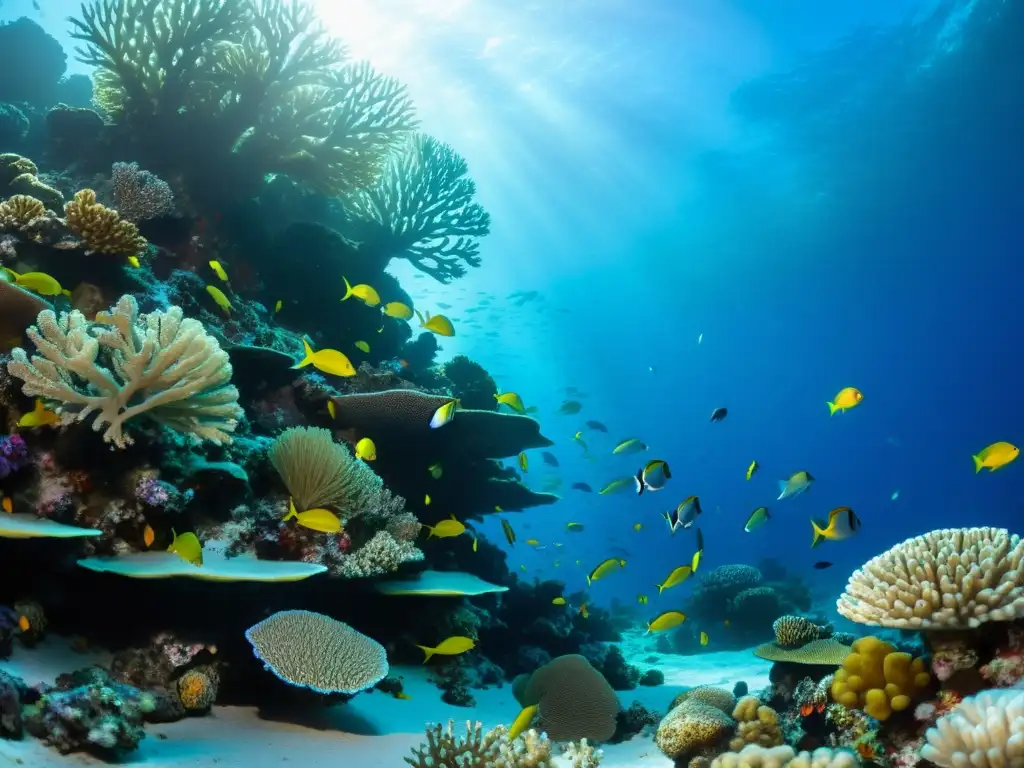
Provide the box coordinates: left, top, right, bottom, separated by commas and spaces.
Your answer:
134, 475, 185, 512
0, 434, 27, 478
110, 161, 175, 222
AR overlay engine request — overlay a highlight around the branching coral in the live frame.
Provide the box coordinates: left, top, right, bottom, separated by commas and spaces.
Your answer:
837, 527, 1024, 629
0, 194, 46, 231
831, 636, 930, 721
7, 294, 242, 448
64, 189, 148, 255
348, 133, 491, 282
730, 696, 783, 750
405, 720, 551, 768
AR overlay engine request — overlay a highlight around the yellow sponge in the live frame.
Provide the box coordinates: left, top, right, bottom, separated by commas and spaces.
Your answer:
831, 636, 930, 721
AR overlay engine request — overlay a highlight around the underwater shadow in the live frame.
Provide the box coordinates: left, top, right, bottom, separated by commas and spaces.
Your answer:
254, 701, 382, 736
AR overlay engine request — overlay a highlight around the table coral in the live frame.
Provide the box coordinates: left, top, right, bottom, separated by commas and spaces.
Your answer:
831, 636, 930, 720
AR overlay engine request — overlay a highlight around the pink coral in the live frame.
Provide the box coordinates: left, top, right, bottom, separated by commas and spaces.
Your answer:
981, 651, 1024, 687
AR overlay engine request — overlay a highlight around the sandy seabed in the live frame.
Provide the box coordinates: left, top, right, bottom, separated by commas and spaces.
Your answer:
0, 631, 771, 767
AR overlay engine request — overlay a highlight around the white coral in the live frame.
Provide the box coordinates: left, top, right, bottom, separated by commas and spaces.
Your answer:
713, 746, 860, 768
922, 689, 1024, 768
7, 295, 241, 448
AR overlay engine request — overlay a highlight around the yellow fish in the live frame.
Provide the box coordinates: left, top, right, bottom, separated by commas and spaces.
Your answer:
429, 400, 457, 429
657, 565, 692, 593
633, 522, 642, 531
526, 538, 541, 547
17, 615, 29, 632
327, 400, 336, 419
208, 260, 229, 282
827, 387, 863, 415
520, 565, 527, 572
18, 399, 59, 428
425, 514, 465, 539
579, 603, 589, 618
508, 704, 539, 741
292, 339, 356, 377
587, 557, 626, 585
127, 255, 141, 268
1, 497, 11, 514
416, 635, 475, 662
168, 529, 203, 567
15, 271, 62, 296
206, 284, 232, 314
355, 437, 376, 461
811, 506, 862, 547
501, 519, 516, 546
494, 392, 526, 413
416, 310, 455, 337
518, 452, 528, 472
283, 499, 342, 533
354, 340, 370, 353
382, 301, 414, 320
553, 560, 560, 567
566, 522, 585, 533
973, 441, 1019, 473
274, 299, 283, 314
691, 549, 702, 571
552, 597, 566, 605
613, 438, 647, 455
394, 692, 412, 700
700, 631, 709, 646
472, 537, 478, 552
637, 594, 648, 604
746, 460, 759, 481
341, 276, 380, 306
143, 524, 155, 548
599, 477, 634, 495
425, 494, 431, 505
428, 463, 443, 479
646, 611, 686, 634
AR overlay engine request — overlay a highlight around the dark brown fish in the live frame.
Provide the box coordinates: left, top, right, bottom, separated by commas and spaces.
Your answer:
710, 407, 728, 422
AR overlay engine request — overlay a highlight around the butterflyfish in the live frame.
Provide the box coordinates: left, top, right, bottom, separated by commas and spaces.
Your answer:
827, 387, 863, 416
973, 442, 1019, 472
205, 284, 232, 314
494, 392, 526, 413
416, 635, 475, 662
354, 340, 370, 353
382, 301, 413, 319
587, 557, 626, 585
416, 310, 455, 337
746, 460, 759, 481
646, 611, 686, 634
341, 276, 380, 306
283, 499, 342, 533
18, 399, 59, 428
425, 514, 466, 539
507, 704, 539, 741
208, 260, 229, 282
744, 506, 770, 532
429, 400, 457, 429
777, 470, 814, 500
657, 565, 692, 593
613, 438, 648, 455
354, 437, 376, 461
635, 459, 671, 495
292, 339, 356, 377
810, 506, 861, 547
168, 529, 203, 567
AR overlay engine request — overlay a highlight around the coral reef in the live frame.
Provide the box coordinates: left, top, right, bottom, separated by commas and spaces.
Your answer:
831, 636, 931, 720
64, 188, 148, 255
922, 689, 1024, 768
730, 696, 783, 750
405, 720, 551, 767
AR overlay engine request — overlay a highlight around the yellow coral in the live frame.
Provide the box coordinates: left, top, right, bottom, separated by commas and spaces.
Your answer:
64, 189, 147, 255
729, 696, 783, 750
177, 668, 216, 710
830, 636, 930, 720
656, 700, 735, 760
0, 195, 46, 230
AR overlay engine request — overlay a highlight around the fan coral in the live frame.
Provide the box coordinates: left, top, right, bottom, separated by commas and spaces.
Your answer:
922, 689, 1024, 768
7, 295, 242, 448
730, 696, 783, 750
831, 636, 930, 721
521, 654, 619, 742
0, 194, 46, 230
349, 133, 491, 282
110, 162, 176, 222
837, 527, 1024, 629
404, 720, 551, 768
64, 189, 148, 255
244, 609, 388, 694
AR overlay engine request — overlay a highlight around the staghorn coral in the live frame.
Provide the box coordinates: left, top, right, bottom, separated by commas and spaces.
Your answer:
404, 720, 551, 767
64, 189, 148, 255
837, 526, 1024, 629
712, 745, 862, 768
831, 636, 930, 721
348, 133, 491, 282
0, 194, 46, 231
772, 616, 830, 649
730, 696, 783, 750
245, 609, 388, 694
922, 689, 1024, 768
656, 699, 735, 761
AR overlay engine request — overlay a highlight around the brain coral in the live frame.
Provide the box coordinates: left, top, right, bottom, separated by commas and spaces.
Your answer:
837, 527, 1024, 629
522, 654, 619, 742
831, 636, 930, 721
656, 699, 735, 760
669, 685, 737, 714
245, 609, 388, 694
922, 689, 1024, 768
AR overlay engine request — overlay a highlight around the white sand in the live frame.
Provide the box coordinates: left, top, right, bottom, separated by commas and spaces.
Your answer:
0, 636, 771, 767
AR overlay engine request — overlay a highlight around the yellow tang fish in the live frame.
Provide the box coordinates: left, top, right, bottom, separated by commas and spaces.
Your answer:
518, 452, 528, 472
428, 463, 443, 479
827, 387, 863, 416
327, 400, 336, 419
501, 518, 516, 546
810, 506, 861, 547
587, 557, 626, 585
208, 260, 229, 282
637, 594, 648, 605
746, 460, 759, 481
341, 276, 381, 306
382, 301, 414, 320
355, 437, 376, 461
205, 284, 232, 314
425, 514, 466, 539
429, 400, 457, 429
700, 631, 709, 646
494, 392, 526, 413
416, 635, 475, 662
425, 494, 431, 505
552, 597, 566, 605
168, 529, 203, 567
127, 256, 141, 268
973, 441, 1019, 473
691, 549, 703, 572
354, 340, 370, 353
646, 611, 686, 634
507, 704, 539, 741
283, 499, 342, 533
600, 477, 634, 495
292, 339, 356, 377
274, 299, 283, 314
416, 310, 455, 337
15, 271, 62, 296
18, 399, 59, 428
657, 565, 692, 593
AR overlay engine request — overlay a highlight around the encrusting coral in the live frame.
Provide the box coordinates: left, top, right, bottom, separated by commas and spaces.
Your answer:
837, 526, 1024, 629
405, 720, 552, 768
244, 610, 388, 694
8, 294, 242, 447
64, 188, 148, 255
830, 636, 930, 720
